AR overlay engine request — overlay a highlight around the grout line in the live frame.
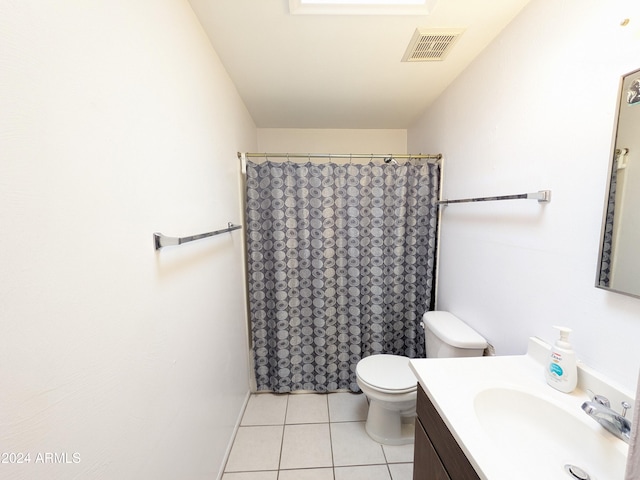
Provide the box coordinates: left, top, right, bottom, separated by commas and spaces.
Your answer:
386, 461, 393, 480
381, 441, 389, 464
276, 395, 289, 475
326, 399, 336, 480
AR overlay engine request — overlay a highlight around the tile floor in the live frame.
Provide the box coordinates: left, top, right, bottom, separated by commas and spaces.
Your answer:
222, 392, 414, 480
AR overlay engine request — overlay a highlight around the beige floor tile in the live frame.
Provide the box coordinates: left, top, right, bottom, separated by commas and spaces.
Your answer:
335, 464, 392, 480
331, 421, 386, 466
278, 468, 334, 480
222, 472, 278, 480
328, 392, 368, 422
382, 442, 414, 463
227, 393, 417, 478
388, 462, 413, 480
225, 426, 283, 472
280, 423, 333, 470
286, 393, 329, 424
241, 393, 288, 426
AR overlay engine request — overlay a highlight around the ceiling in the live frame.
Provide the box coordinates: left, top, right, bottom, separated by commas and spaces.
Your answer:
188, 0, 531, 129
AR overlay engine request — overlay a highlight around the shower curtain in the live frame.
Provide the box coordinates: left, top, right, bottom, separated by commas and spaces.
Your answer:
245, 160, 440, 393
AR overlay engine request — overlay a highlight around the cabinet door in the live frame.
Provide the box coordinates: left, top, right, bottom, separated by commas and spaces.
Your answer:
413, 417, 450, 480
416, 384, 480, 480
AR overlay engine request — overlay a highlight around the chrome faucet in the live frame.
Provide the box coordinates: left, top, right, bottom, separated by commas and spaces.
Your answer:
581, 391, 632, 443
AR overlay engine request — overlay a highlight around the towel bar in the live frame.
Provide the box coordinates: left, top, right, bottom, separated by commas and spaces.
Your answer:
154, 222, 242, 250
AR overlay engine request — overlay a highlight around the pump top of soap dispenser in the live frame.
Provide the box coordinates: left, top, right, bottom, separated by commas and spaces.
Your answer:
553, 326, 572, 349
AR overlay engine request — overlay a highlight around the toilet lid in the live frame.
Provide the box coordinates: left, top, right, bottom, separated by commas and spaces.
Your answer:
423, 311, 487, 349
356, 354, 417, 391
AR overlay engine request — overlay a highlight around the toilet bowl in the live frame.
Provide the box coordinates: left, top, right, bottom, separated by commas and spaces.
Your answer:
355, 311, 487, 445
356, 354, 417, 445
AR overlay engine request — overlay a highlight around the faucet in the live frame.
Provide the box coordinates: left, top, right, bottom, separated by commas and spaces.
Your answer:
581, 391, 632, 443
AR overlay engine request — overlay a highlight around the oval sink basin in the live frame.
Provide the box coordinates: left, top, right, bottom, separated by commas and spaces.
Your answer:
474, 388, 627, 479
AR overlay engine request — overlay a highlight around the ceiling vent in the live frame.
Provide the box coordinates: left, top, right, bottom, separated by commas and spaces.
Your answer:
401, 28, 464, 62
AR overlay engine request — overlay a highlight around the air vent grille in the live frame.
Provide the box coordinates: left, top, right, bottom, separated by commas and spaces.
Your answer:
402, 28, 464, 62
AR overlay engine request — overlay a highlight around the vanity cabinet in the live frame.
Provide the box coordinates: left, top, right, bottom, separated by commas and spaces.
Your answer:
413, 383, 480, 480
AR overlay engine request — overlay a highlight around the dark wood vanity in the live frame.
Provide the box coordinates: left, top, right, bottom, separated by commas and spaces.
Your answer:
413, 383, 481, 480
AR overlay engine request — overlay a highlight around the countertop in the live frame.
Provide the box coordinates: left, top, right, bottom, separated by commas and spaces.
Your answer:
409, 338, 629, 480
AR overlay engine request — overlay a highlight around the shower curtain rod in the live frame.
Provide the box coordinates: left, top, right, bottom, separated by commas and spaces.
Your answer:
237, 152, 442, 164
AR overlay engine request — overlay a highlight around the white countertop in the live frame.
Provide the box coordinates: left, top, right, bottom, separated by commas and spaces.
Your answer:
409, 338, 629, 480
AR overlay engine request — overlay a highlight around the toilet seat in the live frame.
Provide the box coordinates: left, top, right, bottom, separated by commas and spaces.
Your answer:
356, 354, 417, 394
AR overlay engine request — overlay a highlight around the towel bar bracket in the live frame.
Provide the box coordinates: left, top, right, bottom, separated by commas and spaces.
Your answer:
528, 190, 551, 203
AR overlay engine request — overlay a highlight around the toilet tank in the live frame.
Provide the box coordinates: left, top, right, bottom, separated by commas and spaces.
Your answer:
423, 311, 487, 358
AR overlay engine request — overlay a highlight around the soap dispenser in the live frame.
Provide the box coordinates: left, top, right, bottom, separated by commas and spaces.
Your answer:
546, 326, 577, 393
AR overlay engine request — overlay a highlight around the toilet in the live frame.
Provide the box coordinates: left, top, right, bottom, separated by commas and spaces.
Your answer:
355, 311, 487, 445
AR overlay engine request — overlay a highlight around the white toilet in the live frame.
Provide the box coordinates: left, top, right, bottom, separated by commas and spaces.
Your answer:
355, 311, 487, 445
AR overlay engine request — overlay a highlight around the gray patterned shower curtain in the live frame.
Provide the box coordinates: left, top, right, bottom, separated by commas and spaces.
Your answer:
245, 160, 440, 393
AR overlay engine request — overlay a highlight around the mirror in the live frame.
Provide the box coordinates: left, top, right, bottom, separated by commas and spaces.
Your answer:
596, 67, 640, 299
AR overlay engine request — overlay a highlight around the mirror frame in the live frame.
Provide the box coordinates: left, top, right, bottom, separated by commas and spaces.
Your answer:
595, 67, 640, 299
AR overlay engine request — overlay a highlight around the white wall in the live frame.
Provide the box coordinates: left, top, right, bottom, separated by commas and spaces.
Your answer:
0, 1, 255, 479
257, 128, 407, 155
408, 0, 640, 391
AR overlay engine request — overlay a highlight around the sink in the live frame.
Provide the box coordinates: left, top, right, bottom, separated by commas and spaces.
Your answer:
474, 388, 627, 479
409, 340, 633, 480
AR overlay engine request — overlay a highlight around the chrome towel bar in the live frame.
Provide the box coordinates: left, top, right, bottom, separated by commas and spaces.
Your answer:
154, 222, 242, 250
438, 190, 551, 205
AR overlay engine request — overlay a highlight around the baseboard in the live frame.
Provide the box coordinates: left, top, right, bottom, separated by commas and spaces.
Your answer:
215, 389, 252, 480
